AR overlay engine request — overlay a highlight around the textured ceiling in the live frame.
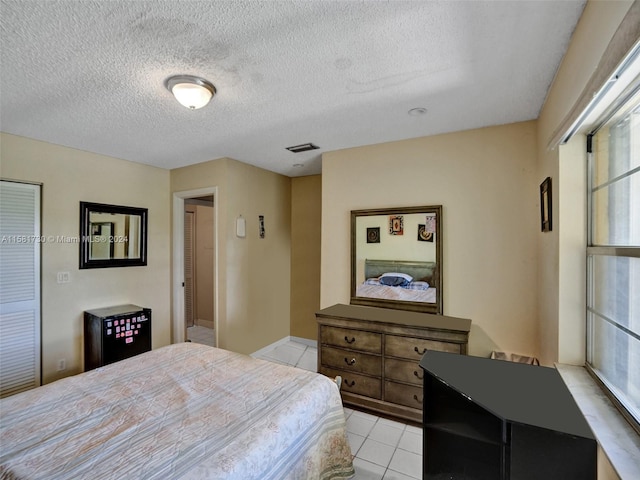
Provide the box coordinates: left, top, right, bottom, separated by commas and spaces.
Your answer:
0, 0, 586, 177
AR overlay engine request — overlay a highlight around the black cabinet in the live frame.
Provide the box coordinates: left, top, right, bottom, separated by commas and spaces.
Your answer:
419, 350, 596, 480
84, 304, 151, 371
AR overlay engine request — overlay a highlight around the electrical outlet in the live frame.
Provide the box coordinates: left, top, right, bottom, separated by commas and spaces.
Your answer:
57, 359, 66, 371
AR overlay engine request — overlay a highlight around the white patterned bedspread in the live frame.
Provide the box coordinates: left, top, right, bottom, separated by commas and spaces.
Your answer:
0, 343, 354, 480
356, 283, 436, 303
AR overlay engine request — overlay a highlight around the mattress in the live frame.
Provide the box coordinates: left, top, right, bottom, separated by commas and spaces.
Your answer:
0, 342, 354, 480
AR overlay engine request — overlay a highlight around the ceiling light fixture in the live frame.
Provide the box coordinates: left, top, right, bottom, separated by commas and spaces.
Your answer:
165, 75, 216, 110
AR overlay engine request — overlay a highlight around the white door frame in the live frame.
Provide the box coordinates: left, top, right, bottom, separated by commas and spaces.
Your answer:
172, 187, 218, 345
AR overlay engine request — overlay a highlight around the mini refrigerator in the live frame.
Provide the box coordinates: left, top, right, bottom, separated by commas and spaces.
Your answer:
84, 304, 151, 371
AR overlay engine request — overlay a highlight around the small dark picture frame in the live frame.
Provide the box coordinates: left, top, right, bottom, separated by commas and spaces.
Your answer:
366, 227, 380, 243
389, 215, 404, 235
540, 177, 552, 232
417, 224, 434, 242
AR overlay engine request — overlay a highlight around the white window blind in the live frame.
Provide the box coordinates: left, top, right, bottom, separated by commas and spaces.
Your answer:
0, 180, 41, 397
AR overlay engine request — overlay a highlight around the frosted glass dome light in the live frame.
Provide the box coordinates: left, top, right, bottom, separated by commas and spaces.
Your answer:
165, 75, 216, 110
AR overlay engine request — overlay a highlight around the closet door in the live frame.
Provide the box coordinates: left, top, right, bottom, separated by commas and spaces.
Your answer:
0, 180, 41, 397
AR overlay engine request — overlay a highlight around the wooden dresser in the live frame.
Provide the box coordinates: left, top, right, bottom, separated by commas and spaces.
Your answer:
316, 303, 471, 424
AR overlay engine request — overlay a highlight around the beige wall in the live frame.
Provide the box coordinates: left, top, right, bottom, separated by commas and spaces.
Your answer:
195, 203, 215, 327
321, 121, 539, 359
535, 2, 635, 478
536, 0, 634, 366
171, 157, 291, 354
0, 133, 171, 384
290, 175, 322, 340
184, 201, 215, 329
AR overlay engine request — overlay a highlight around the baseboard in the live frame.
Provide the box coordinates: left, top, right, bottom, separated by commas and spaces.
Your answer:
290, 336, 317, 348
195, 319, 214, 329
250, 336, 317, 357
250, 337, 292, 357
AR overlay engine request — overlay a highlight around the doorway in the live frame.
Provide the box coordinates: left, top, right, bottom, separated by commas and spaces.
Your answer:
184, 196, 215, 347
172, 187, 218, 346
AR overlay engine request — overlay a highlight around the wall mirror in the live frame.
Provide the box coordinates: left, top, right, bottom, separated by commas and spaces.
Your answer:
79, 202, 148, 269
351, 205, 442, 314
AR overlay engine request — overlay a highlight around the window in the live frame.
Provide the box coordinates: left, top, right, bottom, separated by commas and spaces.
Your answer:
586, 87, 640, 429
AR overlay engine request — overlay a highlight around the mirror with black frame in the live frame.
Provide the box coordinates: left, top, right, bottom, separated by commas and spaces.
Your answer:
79, 202, 148, 269
351, 205, 442, 314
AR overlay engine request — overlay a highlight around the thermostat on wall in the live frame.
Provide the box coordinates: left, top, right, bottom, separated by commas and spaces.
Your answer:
236, 216, 246, 238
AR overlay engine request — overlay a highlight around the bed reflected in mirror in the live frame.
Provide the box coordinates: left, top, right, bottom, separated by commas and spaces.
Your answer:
351, 205, 442, 314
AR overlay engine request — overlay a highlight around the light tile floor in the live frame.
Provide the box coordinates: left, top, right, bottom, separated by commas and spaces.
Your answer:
252, 339, 423, 480
186, 325, 215, 347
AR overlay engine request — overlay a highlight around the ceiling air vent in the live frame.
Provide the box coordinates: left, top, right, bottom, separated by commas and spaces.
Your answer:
285, 143, 319, 153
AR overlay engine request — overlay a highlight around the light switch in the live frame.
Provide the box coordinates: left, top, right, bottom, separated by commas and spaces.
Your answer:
56, 272, 70, 284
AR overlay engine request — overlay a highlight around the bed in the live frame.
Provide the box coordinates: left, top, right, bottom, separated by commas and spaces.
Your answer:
355, 259, 437, 303
0, 343, 355, 480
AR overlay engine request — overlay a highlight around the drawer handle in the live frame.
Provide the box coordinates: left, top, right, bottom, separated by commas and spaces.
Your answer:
344, 336, 356, 344
344, 379, 356, 387
414, 346, 428, 355
413, 394, 423, 403
413, 370, 424, 380
344, 357, 357, 366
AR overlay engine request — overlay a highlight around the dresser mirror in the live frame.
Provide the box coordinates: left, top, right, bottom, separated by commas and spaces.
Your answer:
351, 205, 442, 314
79, 201, 148, 269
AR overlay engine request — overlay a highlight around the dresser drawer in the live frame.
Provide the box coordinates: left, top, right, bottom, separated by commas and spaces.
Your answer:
384, 381, 423, 410
384, 357, 424, 386
317, 304, 470, 424
320, 326, 382, 354
321, 346, 381, 376
385, 334, 461, 360
322, 367, 382, 399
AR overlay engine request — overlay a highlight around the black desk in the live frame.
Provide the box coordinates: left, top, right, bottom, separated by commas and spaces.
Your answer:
419, 350, 596, 479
